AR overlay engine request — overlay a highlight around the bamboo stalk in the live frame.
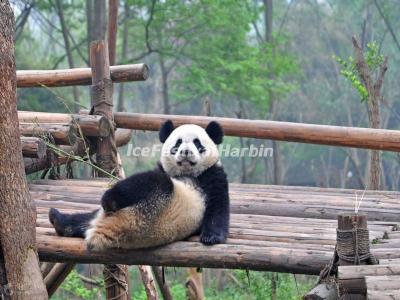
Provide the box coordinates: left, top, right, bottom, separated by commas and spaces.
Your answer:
17, 64, 149, 87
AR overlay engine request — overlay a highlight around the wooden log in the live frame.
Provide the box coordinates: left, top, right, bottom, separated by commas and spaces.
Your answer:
186, 267, 205, 300
16, 64, 149, 87
138, 266, 158, 300
339, 265, 400, 295
18, 111, 111, 137
337, 215, 370, 265
90, 40, 118, 174
116, 128, 132, 147
152, 266, 173, 300
365, 275, 400, 291
20, 123, 77, 145
44, 263, 75, 297
40, 262, 55, 278
24, 140, 86, 174
21, 136, 47, 158
103, 264, 129, 300
112, 112, 400, 152
36, 235, 333, 275
27, 180, 400, 221
368, 289, 400, 300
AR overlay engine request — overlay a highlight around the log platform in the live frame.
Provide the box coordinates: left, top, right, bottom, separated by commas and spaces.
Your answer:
32, 179, 400, 275
339, 262, 400, 299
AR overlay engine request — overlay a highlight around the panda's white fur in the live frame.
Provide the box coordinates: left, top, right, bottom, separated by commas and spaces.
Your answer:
160, 124, 220, 177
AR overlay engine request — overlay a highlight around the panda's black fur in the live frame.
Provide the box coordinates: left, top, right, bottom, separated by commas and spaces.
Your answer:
49, 120, 230, 250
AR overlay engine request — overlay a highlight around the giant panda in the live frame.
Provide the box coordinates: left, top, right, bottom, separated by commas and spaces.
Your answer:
49, 120, 229, 251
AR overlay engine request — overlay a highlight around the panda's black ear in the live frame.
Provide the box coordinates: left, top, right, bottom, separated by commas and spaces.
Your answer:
159, 120, 174, 143
205, 121, 224, 145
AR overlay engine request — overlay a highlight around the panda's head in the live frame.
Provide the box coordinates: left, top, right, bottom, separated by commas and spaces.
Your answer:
159, 120, 223, 177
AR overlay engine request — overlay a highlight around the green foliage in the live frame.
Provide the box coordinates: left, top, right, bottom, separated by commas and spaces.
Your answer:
334, 42, 384, 102
205, 270, 314, 300
53, 270, 103, 300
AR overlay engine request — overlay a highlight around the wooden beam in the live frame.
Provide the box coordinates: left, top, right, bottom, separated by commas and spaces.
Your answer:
18, 111, 111, 137
339, 264, 400, 295
116, 128, 132, 147
19, 123, 77, 145
37, 236, 332, 275
17, 64, 149, 87
21, 137, 47, 158
24, 141, 86, 174
35, 236, 400, 275
113, 112, 400, 152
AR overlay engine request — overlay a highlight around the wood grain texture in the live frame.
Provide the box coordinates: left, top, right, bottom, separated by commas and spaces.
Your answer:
0, 1, 47, 298
18, 111, 111, 137
29, 179, 400, 276
113, 112, 400, 152
17, 64, 149, 87
21, 136, 47, 158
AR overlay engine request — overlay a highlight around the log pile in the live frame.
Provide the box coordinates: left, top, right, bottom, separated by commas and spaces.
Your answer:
31, 179, 400, 275
18, 111, 133, 174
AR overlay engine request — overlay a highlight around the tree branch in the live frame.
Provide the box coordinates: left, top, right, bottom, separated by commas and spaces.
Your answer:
373, 0, 400, 52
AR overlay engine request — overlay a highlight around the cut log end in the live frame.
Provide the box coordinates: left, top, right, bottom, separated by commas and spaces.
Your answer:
21, 137, 47, 159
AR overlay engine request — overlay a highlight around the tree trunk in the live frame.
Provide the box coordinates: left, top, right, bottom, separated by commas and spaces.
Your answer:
117, 0, 130, 112
263, 0, 283, 186
352, 36, 387, 190
108, 0, 119, 66
55, 0, 80, 113
86, 0, 93, 61
156, 29, 170, 114
0, 2, 48, 299
264, 2, 279, 299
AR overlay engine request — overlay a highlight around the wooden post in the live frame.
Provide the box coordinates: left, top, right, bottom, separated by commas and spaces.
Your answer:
337, 215, 372, 300
304, 214, 374, 300
90, 40, 118, 175
90, 40, 129, 300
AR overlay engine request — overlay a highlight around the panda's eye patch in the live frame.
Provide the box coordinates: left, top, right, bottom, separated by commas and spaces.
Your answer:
193, 138, 206, 154
170, 138, 182, 155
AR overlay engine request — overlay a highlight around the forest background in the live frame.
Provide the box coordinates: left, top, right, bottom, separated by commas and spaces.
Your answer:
11, 0, 400, 299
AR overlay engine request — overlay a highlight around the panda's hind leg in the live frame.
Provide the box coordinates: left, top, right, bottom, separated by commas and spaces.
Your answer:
49, 208, 98, 237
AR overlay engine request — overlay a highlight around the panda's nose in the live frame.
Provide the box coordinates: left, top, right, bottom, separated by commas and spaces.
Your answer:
180, 149, 193, 157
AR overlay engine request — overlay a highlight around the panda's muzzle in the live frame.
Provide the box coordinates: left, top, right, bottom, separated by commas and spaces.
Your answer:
177, 149, 197, 166
177, 160, 197, 166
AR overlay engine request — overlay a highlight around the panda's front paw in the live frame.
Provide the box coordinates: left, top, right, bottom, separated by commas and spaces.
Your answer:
200, 231, 226, 245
